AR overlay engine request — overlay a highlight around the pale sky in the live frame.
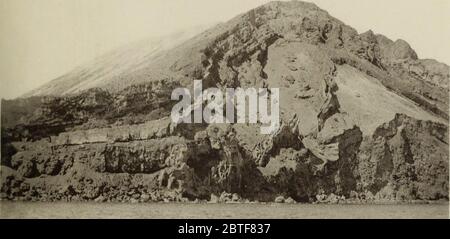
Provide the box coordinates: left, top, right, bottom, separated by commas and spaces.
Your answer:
1, 0, 449, 99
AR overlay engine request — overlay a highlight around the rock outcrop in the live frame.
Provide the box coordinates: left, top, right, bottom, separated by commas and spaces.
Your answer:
357, 114, 448, 200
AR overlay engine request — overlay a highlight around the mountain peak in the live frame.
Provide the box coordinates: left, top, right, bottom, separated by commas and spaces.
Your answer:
22, 0, 448, 114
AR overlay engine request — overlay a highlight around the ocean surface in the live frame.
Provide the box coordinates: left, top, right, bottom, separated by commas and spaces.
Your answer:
0, 202, 448, 219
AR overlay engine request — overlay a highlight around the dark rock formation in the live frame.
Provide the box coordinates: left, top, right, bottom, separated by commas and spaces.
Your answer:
357, 114, 448, 200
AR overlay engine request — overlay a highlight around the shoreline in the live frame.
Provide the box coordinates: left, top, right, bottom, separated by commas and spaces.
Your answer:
1, 199, 448, 205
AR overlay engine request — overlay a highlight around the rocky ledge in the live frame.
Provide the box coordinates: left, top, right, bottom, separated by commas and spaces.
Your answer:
1, 112, 448, 203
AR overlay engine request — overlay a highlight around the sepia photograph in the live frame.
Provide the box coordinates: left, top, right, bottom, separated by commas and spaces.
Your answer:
0, 0, 449, 222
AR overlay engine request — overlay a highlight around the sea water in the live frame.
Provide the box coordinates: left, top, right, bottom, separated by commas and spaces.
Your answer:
1, 202, 448, 219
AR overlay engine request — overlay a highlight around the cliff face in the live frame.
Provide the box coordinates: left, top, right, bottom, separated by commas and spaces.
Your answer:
1, 1, 448, 203
358, 114, 448, 201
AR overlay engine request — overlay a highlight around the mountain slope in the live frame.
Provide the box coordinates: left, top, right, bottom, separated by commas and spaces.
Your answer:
23, 26, 209, 97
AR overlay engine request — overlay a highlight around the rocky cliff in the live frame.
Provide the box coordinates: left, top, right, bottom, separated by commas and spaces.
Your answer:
1, 1, 448, 203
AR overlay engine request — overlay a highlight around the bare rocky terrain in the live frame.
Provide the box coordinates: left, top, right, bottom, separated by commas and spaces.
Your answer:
1, 1, 449, 203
